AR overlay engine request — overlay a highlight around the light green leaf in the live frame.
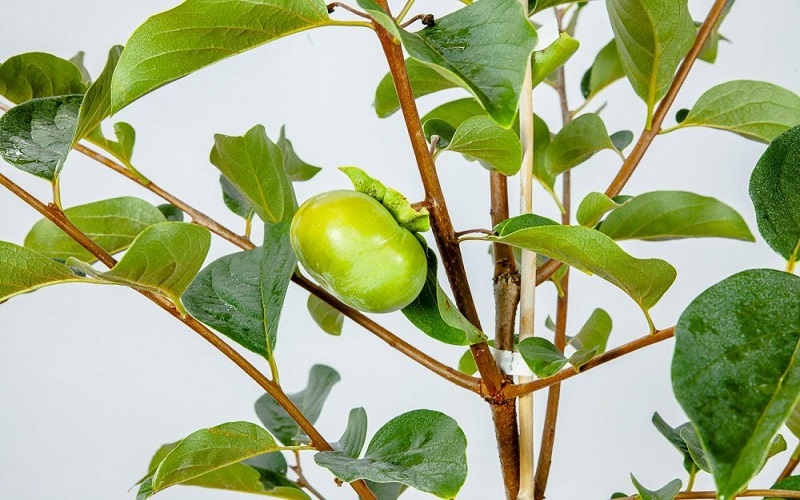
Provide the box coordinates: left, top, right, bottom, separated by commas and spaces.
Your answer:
598, 191, 754, 242
315, 409, 467, 499
567, 347, 597, 370
532, 114, 555, 191
111, 0, 331, 112
375, 59, 458, 118
446, 116, 523, 175
150, 422, 282, 493
568, 308, 612, 354
70, 222, 210, 312
0, 95, 82, 181
652, 412, 697, 473
517, 337, 568, 377
0, 242, 85, 302
278, 126, 320, 181
69, 52, 92, 84
421, 98, 487, 134
183, 221, 295, 357
576, 192, 623, 228
210, 125, 295, 224
672, 269, 800, 499
581, 40, 625, 99
255, 365, 340, 446
72, 45, 123, 145
606, 0, 695, 125
457, 349, 478, 376
402, 245, 487, 346
545, 113, 618, 177
670, 81, 800, 144
307, 294, 343, 336
489, 218, 676, 315
749, 125, 800, 261
399, 0, 538, 127
630, 475, 681, 500
531, 32, 580, 88
331, 408, 368, 459
25, 197, 166, 263
0, 52, 86, 104
85, 121, 137, 171
697, 1, 734, 64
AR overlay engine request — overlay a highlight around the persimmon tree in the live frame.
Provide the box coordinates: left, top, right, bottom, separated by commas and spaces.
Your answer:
3, 0, 800, 499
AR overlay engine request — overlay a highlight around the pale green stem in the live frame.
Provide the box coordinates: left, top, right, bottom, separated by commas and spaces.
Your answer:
395, 0, 416, 23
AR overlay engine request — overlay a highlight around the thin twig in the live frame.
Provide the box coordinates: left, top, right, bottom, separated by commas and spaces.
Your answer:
0, 171, 377, 500
504, 327, 675, 399
778, 441, 800, 481
326, 2, 370, 18
533, 0, 732, 286
454, 228, 494, 238
291, 450, 327, 500
399, 13, 434, 29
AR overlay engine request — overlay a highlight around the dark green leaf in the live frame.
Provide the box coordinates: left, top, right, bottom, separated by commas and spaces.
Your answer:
652, 412, 697, 473
769, 476, 800, 499
598, 191, 754, 242
220, 175, 254, 219
531, 32, 580, 88
545, 113, 618, 177
183, 220, 295, 357
399, 0, 538, 127
446, 116, 523, 175
402, 245, 487, 346
255, 365, 340, 446
0, 52, 86, 104
576, 192, 623, 228
581, 40, 625, 99
517, 337, 568, 377
157, 204, 184, 222
672, 269, 800, 499
331, 408, 368, 459
375, 59, 457, 118
606, 0, 695, 124
307, 294, 343, 336
111, 0, 331, 111
673, 81, 800, 143
25, 197, 166, 263
315, 409, 467, 498
679, 427, 710, 473
750, 125, 800, 261
675, 109, 690, 123
210, 125, 295, 224
0, 242, 84, 302
0, 95, 82, 181
421, 98, 487, 134
568, 308, 612, 354
72, 45, 123, 144
490, 217, 676, 315
630, 475, 681, 500
610, 130, 634, 151
278, 127, 320, 182
423, 119, 457, 149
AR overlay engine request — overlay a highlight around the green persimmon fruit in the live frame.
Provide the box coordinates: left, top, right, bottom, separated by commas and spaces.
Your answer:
290, 190, 427, 313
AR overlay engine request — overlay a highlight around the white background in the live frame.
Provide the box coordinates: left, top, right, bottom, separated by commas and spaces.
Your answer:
1, 0, 799, 498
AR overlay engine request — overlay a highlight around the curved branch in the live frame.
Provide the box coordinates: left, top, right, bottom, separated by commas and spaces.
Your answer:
0, 170, 376, 500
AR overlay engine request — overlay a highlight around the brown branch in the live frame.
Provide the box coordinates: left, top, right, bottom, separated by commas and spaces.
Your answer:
534, 0, 732, 285
504, 327, 675, 399
326, 2, 370, 18
778, 442, 800, 481
534, 16, 572, 495
0, 171, 376, 500
399, 13, 434, 29
620, 490, 800, 499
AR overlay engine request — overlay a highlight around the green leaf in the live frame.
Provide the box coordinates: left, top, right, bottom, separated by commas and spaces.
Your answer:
331, 408, 368, 459
0, 242, 85, 302
110, 0, 331, 112
210, 125, 295, 224
532, 114, 555, 190
606, 0, 695, 125
531, 32, 580, 88
489, 218, 676, 315
183, 221, 295, 357
581, 40, 625, 99
399, 0, 538, 127
70, 222, 210, 312
788, 401, 800, 439
630, 475, 681, 500
423, 119, 457, 148
219, 175, 254, 219
568, 308, 612, 354
750, 125, 800, 261
402, 245, 487, 346
315, 409, 467, 499
72, 45, 123, 145
576, 192, 623, 228
365, 481, 408, 500
157, 204, 184, 222
255, 365, 340, 446
446, 116, 523, 175
150, 422, 282, 493
529, 0, 577, 14
769, 476, 800, 499
670, 81, 800, 144
610, 130, 634, 151
0, 52, 87, 104
598, 191, 754, 242
85, 121, 137, 171
278, 126, 321, 181
457, 349, 478, 376
679, 427, 710, 473
69, 52, 92, 85
545, 113, 618, 177
517, 337, 568, 377
651, 412, 697, 473
697, 1, 734, 64
421, 98, 487, 134
0, 95, 82, 181
307, 294, 343, 336
672, 269, 800, 499
25, 197, 166, 263
375, 59, 458, 118
567, 347, 597, 370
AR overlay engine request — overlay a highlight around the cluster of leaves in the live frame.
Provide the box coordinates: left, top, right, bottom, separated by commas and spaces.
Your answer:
3, 0, 800, 498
